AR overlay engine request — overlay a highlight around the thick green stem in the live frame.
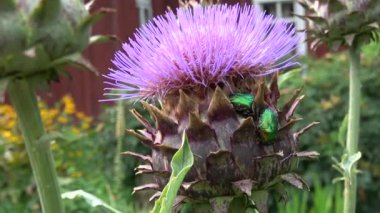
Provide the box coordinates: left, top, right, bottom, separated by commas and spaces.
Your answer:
8, 79, 64, 213
344, 46, 361, 213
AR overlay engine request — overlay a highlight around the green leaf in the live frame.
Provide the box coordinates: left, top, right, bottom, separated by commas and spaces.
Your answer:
61, 190, 122, 213
151, 132, 194, 213
338, 114, 348, 146
278, 68, 301, 88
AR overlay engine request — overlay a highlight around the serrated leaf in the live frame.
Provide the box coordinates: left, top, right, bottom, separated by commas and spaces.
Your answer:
151, 132, 194, 213
61, 190, 122, 213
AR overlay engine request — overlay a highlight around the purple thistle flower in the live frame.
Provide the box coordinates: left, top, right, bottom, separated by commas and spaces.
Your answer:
104, 4, 299, 101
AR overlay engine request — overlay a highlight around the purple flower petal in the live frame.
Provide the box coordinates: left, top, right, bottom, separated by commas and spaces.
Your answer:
104, 4, 300, 100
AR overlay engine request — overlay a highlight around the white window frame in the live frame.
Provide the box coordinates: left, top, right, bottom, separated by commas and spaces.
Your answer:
136, 0, 153, 26
252, 0, 307, 55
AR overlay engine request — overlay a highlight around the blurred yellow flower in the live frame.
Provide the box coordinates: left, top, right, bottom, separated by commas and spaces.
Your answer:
1, 94, 93, 167
81, 122, 90, 130
50, 142, 59, 151
5, 120, 17, 129
75, 150, 83, 157
71, 127, 81, 134
1, 131, 13, 140
70, 171, 83, 178
75, 112, 86, 119
0, 105, 15, 115
320, 95, 341, 111
9, 135, 22, 145
49, 109, 59, 118
57, 116, 68, 124
62, 95, 76, 114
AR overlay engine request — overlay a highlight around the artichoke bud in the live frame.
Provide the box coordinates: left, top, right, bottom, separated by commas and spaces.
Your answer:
126, 76, 319, 211
0, 0, 111, 90
109, 4, 319, 212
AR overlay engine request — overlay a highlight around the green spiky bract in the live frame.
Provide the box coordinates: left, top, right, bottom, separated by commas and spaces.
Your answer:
259, 108, 278, 142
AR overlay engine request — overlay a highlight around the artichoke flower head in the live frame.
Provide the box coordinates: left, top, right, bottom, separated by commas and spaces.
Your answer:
105, 2, 319, 212
0, 0, 111, 99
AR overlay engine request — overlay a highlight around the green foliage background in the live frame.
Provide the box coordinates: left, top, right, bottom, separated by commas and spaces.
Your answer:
279, 41, 380, 213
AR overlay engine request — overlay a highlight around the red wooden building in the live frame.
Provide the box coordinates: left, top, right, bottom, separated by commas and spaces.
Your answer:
43, 0, 310, 116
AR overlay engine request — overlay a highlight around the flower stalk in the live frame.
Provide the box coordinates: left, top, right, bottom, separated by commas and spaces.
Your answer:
8, 79, 64, 213
114, 100, 126, 191
344, 46, 361, 213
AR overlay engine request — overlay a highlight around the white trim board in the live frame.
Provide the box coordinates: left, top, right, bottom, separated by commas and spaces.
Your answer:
135, 0, 153, 26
